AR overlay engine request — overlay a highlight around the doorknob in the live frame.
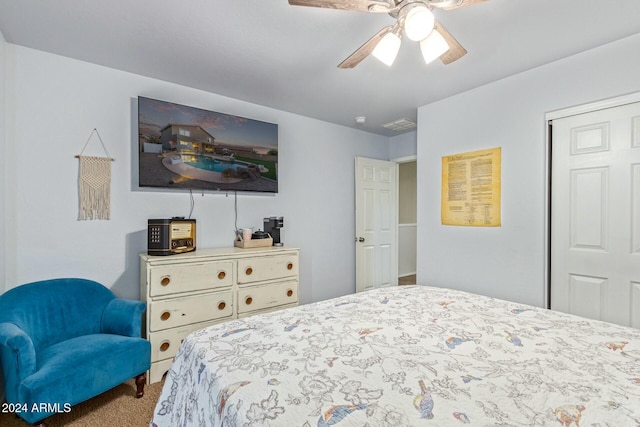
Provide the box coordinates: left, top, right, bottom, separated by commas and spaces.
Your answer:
355, 237, 365, 242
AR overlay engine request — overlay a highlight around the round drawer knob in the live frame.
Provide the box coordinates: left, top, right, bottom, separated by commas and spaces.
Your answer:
160, 342, 170, 352
218, 301, 226, 310
160, 311, 171, 321
287, 263, 293, 270
287, 289, 293, 297
245, 267, 253, 276
245, 296, 253, 305
160, 276, 171, 286
218, 271, 226, 280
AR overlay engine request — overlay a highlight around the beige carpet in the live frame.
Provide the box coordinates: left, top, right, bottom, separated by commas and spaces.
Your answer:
0, 378, 165, 427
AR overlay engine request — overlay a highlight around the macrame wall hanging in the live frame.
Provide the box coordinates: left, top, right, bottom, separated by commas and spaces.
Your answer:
76, 128, 114, 221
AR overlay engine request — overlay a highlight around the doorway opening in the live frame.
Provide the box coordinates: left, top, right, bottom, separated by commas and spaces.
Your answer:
397, 157, 417, 285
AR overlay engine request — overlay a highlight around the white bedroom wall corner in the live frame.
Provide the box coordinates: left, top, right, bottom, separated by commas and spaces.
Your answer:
416, 33, 640, 307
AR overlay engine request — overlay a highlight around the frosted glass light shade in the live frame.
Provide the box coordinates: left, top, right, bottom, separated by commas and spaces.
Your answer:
404, 5, 435, 41
420, 30, 449, 64
372, 32, 402, 66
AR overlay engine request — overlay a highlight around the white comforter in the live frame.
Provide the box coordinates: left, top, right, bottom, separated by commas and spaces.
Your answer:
151, 285, 640, 426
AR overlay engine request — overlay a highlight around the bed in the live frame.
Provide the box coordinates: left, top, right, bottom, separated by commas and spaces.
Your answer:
150, 285, 640, 426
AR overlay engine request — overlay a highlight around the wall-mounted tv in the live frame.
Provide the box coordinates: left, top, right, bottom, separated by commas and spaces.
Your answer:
138, 96, 278, 193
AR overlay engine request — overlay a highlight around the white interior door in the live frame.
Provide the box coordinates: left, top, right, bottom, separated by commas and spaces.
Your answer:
551, 101, 640, 327
355, 157, 397, 293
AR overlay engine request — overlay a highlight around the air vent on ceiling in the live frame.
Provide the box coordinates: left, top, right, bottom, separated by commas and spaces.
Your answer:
382, 118, 417, 132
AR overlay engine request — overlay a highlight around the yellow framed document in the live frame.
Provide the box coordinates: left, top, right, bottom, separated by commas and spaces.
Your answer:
441, 147, 501, 227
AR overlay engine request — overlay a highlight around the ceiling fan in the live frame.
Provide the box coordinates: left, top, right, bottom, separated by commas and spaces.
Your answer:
288, 0, 486, 68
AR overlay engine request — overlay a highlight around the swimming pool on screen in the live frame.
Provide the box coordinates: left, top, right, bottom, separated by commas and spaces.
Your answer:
182, 155, 248, 172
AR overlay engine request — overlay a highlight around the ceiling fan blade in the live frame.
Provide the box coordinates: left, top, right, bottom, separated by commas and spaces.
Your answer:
434, 21, 467, 64
442, 0, 488, 11
337, 26, 393, 69
288, 0, 394, 13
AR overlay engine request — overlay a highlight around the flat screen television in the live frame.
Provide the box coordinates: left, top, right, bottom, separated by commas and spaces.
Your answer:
137, 96, 278, 193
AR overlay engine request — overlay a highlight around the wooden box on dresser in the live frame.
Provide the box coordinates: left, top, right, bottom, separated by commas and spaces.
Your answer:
140, 246, 299, 384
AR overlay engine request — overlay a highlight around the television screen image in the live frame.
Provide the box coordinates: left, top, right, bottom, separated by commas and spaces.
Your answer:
138, 96, 278, 193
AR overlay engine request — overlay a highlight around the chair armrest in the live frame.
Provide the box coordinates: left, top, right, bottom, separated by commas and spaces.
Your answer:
101, 299, 146, 337
0, 322, 36, 400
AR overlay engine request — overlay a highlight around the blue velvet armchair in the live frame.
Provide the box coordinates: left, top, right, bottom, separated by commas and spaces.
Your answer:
0, 278, 151, 426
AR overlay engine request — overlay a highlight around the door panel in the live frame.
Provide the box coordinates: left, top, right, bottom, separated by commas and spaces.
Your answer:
380, 190, 392, 230
363, 189, 375, 231
568, 274, 606, 320
633, 165, 640, 253
570, 167, 608, 250
363, 245, 375, 287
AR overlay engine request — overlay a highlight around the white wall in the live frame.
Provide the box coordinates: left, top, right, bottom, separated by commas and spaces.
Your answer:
389, 130, 416, 160
3, 45, 389, 303
0, 28, 5, 403
417, 33, 640, 307
0, 29, 6, 294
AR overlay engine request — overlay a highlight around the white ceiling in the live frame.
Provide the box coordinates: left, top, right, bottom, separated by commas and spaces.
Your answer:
1, 0, 640, 137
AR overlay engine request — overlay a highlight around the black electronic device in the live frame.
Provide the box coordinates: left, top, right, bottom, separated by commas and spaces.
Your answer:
263, 216, 284, 246
137, 96, 278, 194
148, 218, 196, 256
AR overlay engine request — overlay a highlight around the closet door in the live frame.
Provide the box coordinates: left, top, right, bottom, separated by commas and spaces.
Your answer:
550, 101, 640, 327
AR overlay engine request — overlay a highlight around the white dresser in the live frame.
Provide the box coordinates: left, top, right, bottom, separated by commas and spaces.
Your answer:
140, 246, 299, 383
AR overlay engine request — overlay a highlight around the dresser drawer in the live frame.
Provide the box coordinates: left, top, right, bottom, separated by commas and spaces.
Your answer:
148, 261, 233, 297
237, 254, 298, 284
149, 320, 220, 363
237, 280, 298, 314
237, 303, 298, 319
149, 290, 233, 332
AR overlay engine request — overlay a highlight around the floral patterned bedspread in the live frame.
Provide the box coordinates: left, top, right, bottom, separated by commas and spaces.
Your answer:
150, 285, 640, 426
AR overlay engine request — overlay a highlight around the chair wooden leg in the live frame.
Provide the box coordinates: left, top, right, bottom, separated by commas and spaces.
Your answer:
135, 373, 146, 398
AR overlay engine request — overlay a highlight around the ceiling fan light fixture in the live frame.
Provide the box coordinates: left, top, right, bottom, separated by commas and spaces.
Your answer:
404, 4, 435, 41
372, 31, 402, 66
420, 29, 449, 64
